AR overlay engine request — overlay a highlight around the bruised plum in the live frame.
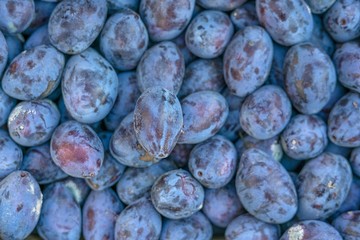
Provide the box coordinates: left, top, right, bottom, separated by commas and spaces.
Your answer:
185, 10, 234, 59
240, 85, 292, 140
134, 87, 183, 159
223, 26, 273, 98
160, 212, 213, 240
323, 0, 360, 43
116, 159, 176, 205
62, 48, 118, 124
0, 171, 42, 240
0, 0, 35, 34
104, 72, 141, 131
225, 214, 280, 240
100, 8, 148, 71
151, 169, 204, 219
2, 44, 65, 101
136, 41, 185, 94
235, 149, 298, 224
37, 181, 81, 240
8, 99, 60, 147
256, 0, 313, 46
188, 135, 237, 189
83, 189, 124, 240
21, 143, 67, 184
115, 195, 162, 240
328, 92, 360, 147
283, 43, 336, 114
296, 152, 352, 220
110, 112, 157, 167
48, 0, 107, 54
281, 114, 328, 160
332, 211, 360, 240
333, 41, 360, 93
197, 0, 247, 11
280, 220, 342, 240
178, 58, 225, 99
203, 183, 244, 228
50, 120, 104, 178
139, 0, 195, 42
178, 91, 229, 144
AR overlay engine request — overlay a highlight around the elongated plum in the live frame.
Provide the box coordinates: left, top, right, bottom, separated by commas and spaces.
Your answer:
50, 120, 104, 178
236, 149, 298, 224
0, 171, 42, 240
134, 87, 183, 159
223, 26, 273, 98
296, 152, 352, 220
62, 48, 118, 124
283, 43, 336, 114
178, 91, 229, 144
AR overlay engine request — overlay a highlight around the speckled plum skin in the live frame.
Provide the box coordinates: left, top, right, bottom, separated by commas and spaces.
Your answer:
0, 130, 22, 180
160, 212, 213, 240
116, 159, 176, 205
350, 148, 360, 177
328, 92, 360, 147
256, 0, 313, 46
151, 169, 205, 219
185, 10, 234, 59
280, 220, 342, 240
85, 152, 125, 191
178, 91, 229, 144
231, 2, 259, 31
225, 214, 280, 240
197, 0, 248, 11
281, 114, 328, 160
136, 41, 185, 94
296, 152, 352, 220
2, 44, 65, 101
134, 87, 183, 159
0, 171, 42, 240
37, 182, 81, 240
223, 26, 273, 98
62, 48, 118, 124
236, 135, 283, 162
0, 0, 35, 34
110, 112, 157, 168
0, 31, 8, 77
115, 195, 162, 240
332, 211, 360, 240
305, 0, 336, 13
83, 189, 124, 240
8, 99, 60, 147
48, 0, 107, 54
100, 8, 148, 71
240, 85, 292, 140
188, 135, 237, 189
333, 41, 360, 93
21, 143, 67, 185
178, 58, 225, 99
104, 72, 141, 131
50, 120, 104, 178
283, 43, 336, 114
323, 0, 360, 43
203, 183, 244, 228
139, 0, 195, 42
236, 149, 298, 224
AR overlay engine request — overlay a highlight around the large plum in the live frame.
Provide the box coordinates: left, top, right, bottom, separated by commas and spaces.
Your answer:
235, 149, 298, 224
0, 0, 35, 34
